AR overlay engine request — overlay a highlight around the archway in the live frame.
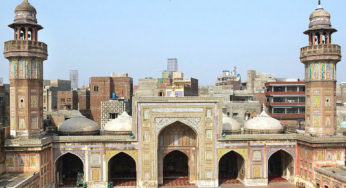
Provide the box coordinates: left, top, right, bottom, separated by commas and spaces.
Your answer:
268, 150, 294, 183
158, 121, 197, 186
55, 153, 84, 187
163, 150, 188, 178
219, 151, 245, 185
108, 152, 136, 187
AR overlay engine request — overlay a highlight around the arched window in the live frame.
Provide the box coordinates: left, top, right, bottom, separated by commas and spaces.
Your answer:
20, 28, 25, 40
28, 28, 33, 41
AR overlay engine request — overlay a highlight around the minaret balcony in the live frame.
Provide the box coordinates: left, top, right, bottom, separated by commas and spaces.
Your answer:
4, 40, 48, 60
300, 44, 341, 63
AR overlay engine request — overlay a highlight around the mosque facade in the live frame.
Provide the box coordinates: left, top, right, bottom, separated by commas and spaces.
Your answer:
1, 1, 345, 188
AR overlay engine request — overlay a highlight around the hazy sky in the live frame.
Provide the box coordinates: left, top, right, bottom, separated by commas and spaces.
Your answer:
1, 0, 346, 86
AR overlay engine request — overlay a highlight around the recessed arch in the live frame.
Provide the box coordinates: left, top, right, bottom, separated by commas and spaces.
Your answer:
268, 149, 294, 183
158, 120, 198, 137
163, 150, 189, 178
108, 152, 137, 187
158, 121, 198, 186
55, 152, 84, 187
219, 151, 245, 185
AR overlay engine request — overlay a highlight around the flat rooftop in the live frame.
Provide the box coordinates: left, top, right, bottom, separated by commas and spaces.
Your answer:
315, 166, 346, 183
0, 173, 38, 188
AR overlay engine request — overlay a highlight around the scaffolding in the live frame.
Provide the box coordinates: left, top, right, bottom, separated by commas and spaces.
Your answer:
167, 58, 178, 72
70, 70, 78, 90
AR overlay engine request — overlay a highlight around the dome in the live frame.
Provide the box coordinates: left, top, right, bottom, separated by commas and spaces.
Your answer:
222, 114, 240, 133
305, 4, 336, 33
341, 121, 346, 129
244, 107, 283, 134
104, 112, 132, 134
15, 0, 36, 13
58, 117, 99, 135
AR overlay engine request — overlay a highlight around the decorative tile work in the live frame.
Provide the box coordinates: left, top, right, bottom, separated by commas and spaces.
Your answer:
155, 117, 201, 135
217, 148, 248, 162
53, 150, 85, 164
105, 150, 138, 163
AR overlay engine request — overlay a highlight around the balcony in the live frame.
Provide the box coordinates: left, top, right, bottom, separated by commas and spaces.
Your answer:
266, 102, 305, 106
265, 91, 305, 96
300, 44, 341, 62
4, 40, 48, 60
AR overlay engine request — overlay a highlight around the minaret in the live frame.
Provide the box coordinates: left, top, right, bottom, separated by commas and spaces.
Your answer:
300, 1, 341, 136
3, 0, 48, 137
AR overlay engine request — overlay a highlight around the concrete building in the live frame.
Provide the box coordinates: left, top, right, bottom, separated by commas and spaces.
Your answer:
216, 69, 241, 90
90, 74, 133, 125
265, 80, 305, 129
43, 79, 71, 112
165, 78, 198, 97
0, 1, 345, 188
247, 70, 276, 93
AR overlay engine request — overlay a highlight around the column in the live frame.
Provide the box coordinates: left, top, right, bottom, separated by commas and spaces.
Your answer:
25, 27, 28, 40
312, 32, 316, 45
32, 29, 36, 41
319, 32, 323, 44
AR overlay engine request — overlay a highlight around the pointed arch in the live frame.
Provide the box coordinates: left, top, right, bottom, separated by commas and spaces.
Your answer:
219, 150, 245, 185
55, 152, 84, 187
108, 152, 137, 186
267, 149, 295, 183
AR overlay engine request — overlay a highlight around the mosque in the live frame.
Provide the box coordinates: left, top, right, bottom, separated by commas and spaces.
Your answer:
0, 0, 345, 188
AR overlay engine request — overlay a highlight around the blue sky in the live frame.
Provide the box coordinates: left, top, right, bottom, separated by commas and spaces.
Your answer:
1, 0, 345, 86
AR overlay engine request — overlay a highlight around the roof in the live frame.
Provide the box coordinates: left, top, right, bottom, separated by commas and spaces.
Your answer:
58, 117, 99, 135
0, 173, 39, 188
104, 112, 132, 132
315, 166, 346, 183
15, 0, 36, 13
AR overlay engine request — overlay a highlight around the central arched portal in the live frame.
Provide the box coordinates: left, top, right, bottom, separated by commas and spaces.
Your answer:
158, 121, 197, 186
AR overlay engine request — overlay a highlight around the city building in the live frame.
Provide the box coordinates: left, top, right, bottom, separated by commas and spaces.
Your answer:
0, 1, 345, 188
100, 98, 130, 129
90, 74, 133, 125
216, 68, 241, 90
43, 79, 71, 112
265, 80, 305, 128
246, 70, 276, 93
70, 69, 78, 90
165, 78, 198, 97
57, 90, 78, 110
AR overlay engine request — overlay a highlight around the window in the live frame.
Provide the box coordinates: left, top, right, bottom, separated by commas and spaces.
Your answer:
93, 86, 99, 92
109, 113, 118, 119
0, 97, 3, 105
60, 98, 65, 103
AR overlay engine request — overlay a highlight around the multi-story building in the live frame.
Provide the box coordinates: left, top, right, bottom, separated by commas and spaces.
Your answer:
90, 74, 133, 125
43, 79, 71, 112
216, 69, 241, 90
57, 90, 78, 110
265, 80, 305, 128
165, 78, 198, 97
246, 70, 276, 93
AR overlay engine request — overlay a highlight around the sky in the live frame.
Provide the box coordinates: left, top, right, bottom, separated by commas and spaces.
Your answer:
0, 0, 346, 86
